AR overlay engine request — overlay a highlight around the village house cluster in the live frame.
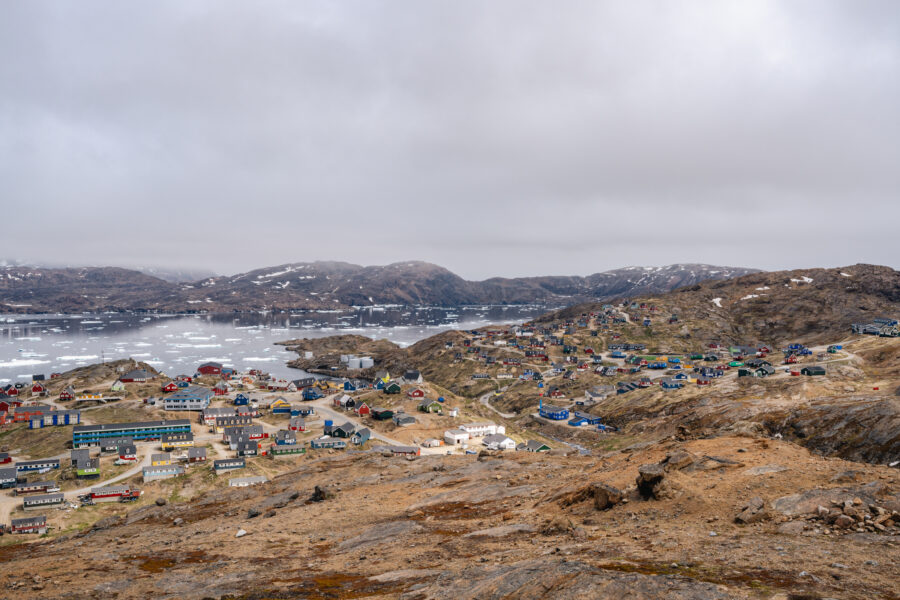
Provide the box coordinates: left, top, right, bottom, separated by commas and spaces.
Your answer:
4, 302, 882, 537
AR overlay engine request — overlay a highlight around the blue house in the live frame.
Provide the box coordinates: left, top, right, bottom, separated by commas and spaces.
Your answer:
538, 399, 569, 421
344, 381, 357, 392
571, 411, 602, 425
673, 372, 689, 381
373, 380, 385, 390
302, 387, 323, 400
176, 380, 190, 388
568, 416, 589, 427
51, 410, 80, 426
234, 394, 250, 406
660, 378, 684, 390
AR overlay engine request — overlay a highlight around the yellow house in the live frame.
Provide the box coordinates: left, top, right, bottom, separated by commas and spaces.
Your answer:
270, 398, 291, 410
161, 438, 194, 451
151, 453, 172, 466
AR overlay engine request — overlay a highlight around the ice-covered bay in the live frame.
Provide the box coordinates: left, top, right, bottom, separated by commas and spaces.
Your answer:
0, 305, 548, 383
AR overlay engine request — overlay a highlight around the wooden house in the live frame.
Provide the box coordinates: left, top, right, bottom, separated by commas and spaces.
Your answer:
418, 399, 443, 413
119, 369, 154, 383
351, 428, 371, 445
197, 362, 223, 376
188, 447, 207, 463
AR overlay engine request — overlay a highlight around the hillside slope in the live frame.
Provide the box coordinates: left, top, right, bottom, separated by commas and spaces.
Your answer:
543, 264, 900, 346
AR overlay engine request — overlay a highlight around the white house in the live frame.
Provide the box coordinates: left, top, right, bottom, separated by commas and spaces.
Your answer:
163, 386, 212, 411
482, 433, 516, 450
229, 476, 268, 488
459, 422, 504, 437
444, 429, 470, 446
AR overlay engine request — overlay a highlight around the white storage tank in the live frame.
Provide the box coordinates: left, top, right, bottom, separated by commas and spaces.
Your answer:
360, 357, 374, 369
347, 357, 362, 369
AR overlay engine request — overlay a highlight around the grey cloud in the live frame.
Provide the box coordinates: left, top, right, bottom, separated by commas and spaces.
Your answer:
0, 1, 897, 278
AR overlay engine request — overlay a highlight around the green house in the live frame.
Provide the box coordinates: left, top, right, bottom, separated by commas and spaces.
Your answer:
76, 457, 100, 479
418, 399, 443, 413
384, 382, 402, 395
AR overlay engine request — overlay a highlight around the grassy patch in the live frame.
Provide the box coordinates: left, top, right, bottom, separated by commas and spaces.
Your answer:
0, 423, 73, 458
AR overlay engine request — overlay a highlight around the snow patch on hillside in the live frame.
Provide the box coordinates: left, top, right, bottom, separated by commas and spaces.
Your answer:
711, 298, 723, 308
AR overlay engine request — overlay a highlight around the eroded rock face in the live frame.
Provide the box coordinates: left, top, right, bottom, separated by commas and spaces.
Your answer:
417, 558, 734, 600
772, 482, 887, 517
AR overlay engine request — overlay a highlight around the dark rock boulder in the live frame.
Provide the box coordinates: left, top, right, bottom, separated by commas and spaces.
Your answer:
636, 463, 666, 499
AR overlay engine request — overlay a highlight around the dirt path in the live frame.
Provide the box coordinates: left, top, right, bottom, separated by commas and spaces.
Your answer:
478, 389, 515, 419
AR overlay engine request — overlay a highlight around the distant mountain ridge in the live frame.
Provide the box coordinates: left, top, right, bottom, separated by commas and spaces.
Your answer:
0, 261, 758, 313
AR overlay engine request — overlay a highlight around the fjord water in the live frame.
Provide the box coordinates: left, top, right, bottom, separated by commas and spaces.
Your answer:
0, 305, 550, 383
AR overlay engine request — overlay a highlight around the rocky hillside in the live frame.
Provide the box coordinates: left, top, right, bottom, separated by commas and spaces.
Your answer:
0, 266, 182, 313
543, 264, 900, 346
1, 438, 897, 599
0, 261, 757, 313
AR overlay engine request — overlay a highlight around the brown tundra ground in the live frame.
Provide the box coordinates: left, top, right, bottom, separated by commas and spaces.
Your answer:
1, 435, 898, 600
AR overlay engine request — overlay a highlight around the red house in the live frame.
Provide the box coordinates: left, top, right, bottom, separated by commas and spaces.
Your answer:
119, 369, 153, 383
91, 486, 133, 501
58, 386, 75, 401
0, 399, 21, 414
213, 382, 230, 396
13, 405, 49, 422
4, 385, 18, 397
161, 381, 179, 393
175, 374, 193, 383
407, 388, 425, 399
234, 405, 256, 417
31, 383, 47, 397
197, 362, 223, 376
355, 402, 371, 417
50, 373, 62, 379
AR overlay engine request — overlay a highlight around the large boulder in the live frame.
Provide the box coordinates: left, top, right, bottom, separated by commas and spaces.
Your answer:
636, 463, 667, 499
662, 450, 696, 471
734, 497, 769, 524
593, 483, 624, 510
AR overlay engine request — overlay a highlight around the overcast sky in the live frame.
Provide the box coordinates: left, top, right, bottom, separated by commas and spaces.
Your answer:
1, 1, 898, 279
